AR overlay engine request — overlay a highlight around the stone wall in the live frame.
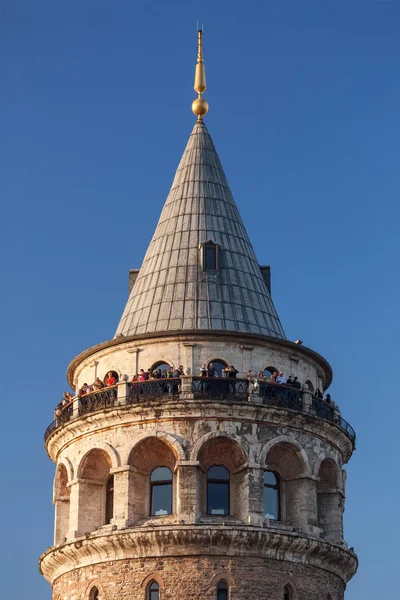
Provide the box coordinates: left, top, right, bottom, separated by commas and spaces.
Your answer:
51, 555, 345, 600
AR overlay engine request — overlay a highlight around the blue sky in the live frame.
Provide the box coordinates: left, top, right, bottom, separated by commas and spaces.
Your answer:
2, 1, 399, 598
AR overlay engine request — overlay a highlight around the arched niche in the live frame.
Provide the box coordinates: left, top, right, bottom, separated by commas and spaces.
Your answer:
197, 435, 248, 521
76, 448, 112, 534
264, 439, 313, 528
54, 463, 70, 545
128, 436, 180, 523
317, 458, 343, 542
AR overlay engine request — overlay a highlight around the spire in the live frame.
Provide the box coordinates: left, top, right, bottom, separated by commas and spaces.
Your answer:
192, 29, 209, 121
115, 119, 286, 339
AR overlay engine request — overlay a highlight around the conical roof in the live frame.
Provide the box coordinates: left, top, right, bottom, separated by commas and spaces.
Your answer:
116, 120, 285, 339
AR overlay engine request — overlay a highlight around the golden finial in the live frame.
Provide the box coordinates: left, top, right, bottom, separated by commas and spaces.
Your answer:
192, 28, 209, 121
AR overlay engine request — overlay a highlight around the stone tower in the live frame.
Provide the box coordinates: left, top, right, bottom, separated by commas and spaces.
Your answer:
40, 31, 357, 600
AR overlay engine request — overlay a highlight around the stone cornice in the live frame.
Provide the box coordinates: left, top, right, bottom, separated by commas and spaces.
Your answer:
45, 399, 354, 464
39, 525, 357, 585
66, 330, 333, 389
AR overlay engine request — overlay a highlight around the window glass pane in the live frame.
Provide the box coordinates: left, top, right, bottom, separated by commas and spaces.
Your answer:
208, 465, 229, 480
217, 582, 228, 600
264, 471, 277, 485
151, 467, 172, 482
151, 483, 172, 515
264, 486, 279, 520
205, 245, 217, 269
149, 582, 159, 600
208, 482, 229, 515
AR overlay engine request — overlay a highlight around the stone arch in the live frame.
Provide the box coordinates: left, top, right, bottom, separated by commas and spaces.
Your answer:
284, 581, 296, 599
317, 458, 343, 542
141, 573, 165, 590
191, 431, 249, 464
58, 456, 74, 482
84, 580, 105, 600
313, 452, 341, 480
206, 356, 229, 377
124, 431, 185, 466
260, 436, 310, 476
261, 437, 311, 528
128, 435, 182, 522
210, 572, 236, 588
305, 379, 314, 393
77, 443, 120, 478
53, 462, 71, 545
75, 449, 113, 535
196, 433, 248, 522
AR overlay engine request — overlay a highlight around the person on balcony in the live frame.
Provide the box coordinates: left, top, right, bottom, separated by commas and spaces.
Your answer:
286, 376, 294, 387
105, 372, 116, 387
293, 376, 301, 389
269, 371, 277, 383
276, 371, 287, 384
139, 369, 147, 381
199, 363, 207, 377
258, 371, 266, 381
80, 383, 90, 396
166, 366, 175, 378
207, 363, 218, 377
92, 377, 104, 390
131, 374, 139, 382
315, 388, 323, 399
226, 365, 239, 378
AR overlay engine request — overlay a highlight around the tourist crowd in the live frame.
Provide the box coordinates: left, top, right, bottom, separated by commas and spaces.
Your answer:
55, 365, 337, 416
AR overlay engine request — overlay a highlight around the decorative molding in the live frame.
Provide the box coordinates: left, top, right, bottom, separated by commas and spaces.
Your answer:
39, 526, 358, 585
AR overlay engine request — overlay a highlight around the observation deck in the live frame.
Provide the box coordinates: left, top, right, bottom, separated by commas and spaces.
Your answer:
45, 378, 355, 452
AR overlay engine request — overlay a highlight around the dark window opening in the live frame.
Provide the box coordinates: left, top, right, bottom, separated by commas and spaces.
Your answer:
105, 475, 114, 524
149, 581, 159, 600
151, 467, 172, 516
207, 359, 228, 378
264, 471, 280, 520
284, 586, 291, 600
89, 588, 99, 600
205, 244, 217, 270
207, 465, 230, 515
217, 580, 228, 600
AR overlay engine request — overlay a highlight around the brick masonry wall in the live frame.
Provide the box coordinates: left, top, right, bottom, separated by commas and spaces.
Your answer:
52, 556, 345, 600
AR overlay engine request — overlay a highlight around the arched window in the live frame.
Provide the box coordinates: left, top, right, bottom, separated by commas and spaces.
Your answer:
103, 370, 119, 385
208, 359, 228, 378
264, 366, 278, 380
305, 379, 314, 393
151, 467, 172, 516
148, 581, 159, 600
201, 240, 220, 271
264, 470, 280, 520
150, 361, 171, 377
207, 466, 230, 515
284, 586, 291, 600
217, 580, 228, 600
89, 587, 99, 600
105, 475, 114, 524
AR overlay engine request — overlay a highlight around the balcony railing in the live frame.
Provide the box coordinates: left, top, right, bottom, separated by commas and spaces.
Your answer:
128, 378, 181, 403
44, 378, 355, 447
192, 377, 249, 401
259, 381, 356, 445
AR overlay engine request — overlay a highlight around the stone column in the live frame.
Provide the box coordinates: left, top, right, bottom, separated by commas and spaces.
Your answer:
247, 464, 264, 526
180, 376, 194, 400
182, 342, 196, 375
240, 344, 254, 377
110, 466, 134, 528
285, 475, 318, 532
117, 382, 129, 407
176, 461, 199, 523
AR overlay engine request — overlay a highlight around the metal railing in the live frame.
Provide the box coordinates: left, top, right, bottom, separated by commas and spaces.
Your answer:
259, 381, 356, 446
79, 386, 118, 416
128, 378, 181, 403
192, 377, 249, 401
44, 379, 355, 447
